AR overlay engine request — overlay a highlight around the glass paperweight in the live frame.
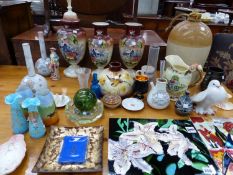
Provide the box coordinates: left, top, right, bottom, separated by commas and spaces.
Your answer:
65, 99, 103, 125
58, 136, 88, 164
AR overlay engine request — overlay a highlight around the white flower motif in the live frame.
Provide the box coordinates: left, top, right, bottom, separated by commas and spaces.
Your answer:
156, 125, 199, 165
120, 121, 164, 154
108, 138, 153, 175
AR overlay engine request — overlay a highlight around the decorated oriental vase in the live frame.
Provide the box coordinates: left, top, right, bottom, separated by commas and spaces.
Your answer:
98, 62, 134, 97
119, 22, 145, 75
88, 22, 113, 74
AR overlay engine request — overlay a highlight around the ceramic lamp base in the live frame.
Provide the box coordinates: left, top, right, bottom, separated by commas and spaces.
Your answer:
64, 64, 79, 78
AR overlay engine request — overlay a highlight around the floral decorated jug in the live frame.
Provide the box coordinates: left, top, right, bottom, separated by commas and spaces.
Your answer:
98, 62, 134, 97
88, 22, 113, 75
5, 93, 28, 134
119, 22, 145, 75
164, 55, 203, 100
147, 78, 170, 109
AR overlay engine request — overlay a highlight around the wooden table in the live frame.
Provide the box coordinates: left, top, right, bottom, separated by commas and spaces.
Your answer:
0, 65, 233, 175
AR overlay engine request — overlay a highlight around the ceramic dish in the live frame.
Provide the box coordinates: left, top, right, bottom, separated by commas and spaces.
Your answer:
65, 99, 104, 125
122, 98, 144, 111
53, 94, 70, 108
102, 94, 121, 109
0, 134, 26, 175
32, 126, 104, 173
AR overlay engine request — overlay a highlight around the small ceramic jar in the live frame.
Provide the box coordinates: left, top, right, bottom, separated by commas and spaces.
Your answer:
147, 78, 170, 109
175, 91, 193, 116
102, 94, 121, 109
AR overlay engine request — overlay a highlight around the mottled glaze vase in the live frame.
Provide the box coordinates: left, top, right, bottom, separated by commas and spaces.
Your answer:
147, 78, 170, 109
119, 22, 145, 75
5, 93, 28, 134
88, 22, 113, 74
98, 62, 134, 97
22, 97, 46, 139
175, 91, 193, 116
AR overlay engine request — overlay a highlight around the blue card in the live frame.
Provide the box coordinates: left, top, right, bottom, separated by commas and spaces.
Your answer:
58, 136, 89, 164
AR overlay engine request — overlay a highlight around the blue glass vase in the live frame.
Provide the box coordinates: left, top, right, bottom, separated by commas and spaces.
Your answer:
5, 93, 28, 134
22, 97, 46, 139
91, 73, 102, 99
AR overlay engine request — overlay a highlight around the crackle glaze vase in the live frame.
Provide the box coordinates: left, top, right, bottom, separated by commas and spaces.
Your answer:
119, 22, 145, 75
88, 22, 113, 74
98, 62, 134, 97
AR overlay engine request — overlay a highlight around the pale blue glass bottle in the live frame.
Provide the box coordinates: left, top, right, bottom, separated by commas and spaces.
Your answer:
5, 93, 28, 134
22, 97, 46, 139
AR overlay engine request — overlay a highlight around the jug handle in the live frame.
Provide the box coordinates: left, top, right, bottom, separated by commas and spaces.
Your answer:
165, 13, 189, 32
189, 64, 204, 87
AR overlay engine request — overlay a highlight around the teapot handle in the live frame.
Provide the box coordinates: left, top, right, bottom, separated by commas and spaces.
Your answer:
189, 64, 204, 87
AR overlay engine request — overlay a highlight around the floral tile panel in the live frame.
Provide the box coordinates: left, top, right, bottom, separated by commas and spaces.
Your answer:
108, 118, 220, 175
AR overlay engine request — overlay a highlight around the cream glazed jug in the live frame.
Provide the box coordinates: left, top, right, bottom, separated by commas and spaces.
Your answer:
147, 78, 170, 109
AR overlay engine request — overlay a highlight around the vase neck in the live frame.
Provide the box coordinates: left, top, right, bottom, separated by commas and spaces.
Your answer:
125, 22, 142, 36
22, 43, 36, 77
155, 78, 167, 91
93, 22, 109, 36
109, 62, 121, 72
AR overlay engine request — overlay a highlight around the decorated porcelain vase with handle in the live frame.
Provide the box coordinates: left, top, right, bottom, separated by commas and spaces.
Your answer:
164, 55, 203, 101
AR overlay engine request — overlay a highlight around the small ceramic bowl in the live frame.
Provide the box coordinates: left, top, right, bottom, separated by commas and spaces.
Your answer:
102, 94, 121, 109
53, 94, 70, 108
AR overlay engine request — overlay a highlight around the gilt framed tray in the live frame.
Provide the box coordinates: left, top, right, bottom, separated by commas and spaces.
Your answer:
32, 126, 103, 173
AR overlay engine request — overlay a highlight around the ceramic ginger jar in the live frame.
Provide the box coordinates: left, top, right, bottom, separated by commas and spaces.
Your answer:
98, 62, 134, 97
88, 22, 113, 74
147, 78, 170, 109
166, 12, 212, 83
